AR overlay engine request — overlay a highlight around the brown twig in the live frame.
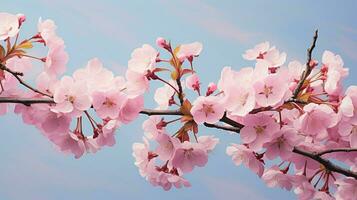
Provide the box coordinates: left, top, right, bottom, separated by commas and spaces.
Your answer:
315, 148, 357, 156
292, 30, 318, 99
0, 63, 52, 98
203, 122, 240, 133
293, 147, 357, 179
0, 97, 54, 106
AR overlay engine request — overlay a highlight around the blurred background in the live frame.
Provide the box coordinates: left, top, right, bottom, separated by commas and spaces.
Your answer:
1, 0, 356, 199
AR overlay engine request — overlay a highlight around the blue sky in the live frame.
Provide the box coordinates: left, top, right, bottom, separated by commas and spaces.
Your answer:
1, 0, 356, 199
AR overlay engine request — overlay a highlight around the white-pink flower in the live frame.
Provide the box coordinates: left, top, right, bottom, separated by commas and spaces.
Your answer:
128, 44, 158, 74
155, 133, 180, 161
92, 88, 127, 119
335, 178, 357, 200
52, 76, 92, 117
243, 41, 286, 67
185, 73, 200, 92
262, 166, 293, 190
218, 67, 256, 116
254, 72, 289, 107
171, 141, 208, 173
177, 42, 203, 62
226, 144, 264, 177
190, 96, 225, 124
294, 103, 337, 141
0, 12, 20, 40
240, 113, 280, 151
322, 50, 349, 95
264, 127, 303, 160
142, 116, 166, 139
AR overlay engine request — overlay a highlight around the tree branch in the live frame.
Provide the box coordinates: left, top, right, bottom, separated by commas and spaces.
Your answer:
293, 147, 357, 179
203, 122, 241, 133
0, 63, 52, 98
316, 148, 357, 156
292, 30, 318, 99
0, 97, 54, 106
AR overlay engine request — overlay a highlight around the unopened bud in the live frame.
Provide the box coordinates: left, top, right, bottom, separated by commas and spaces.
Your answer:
156, 37, 170, 50
309, 59, 318, 68
206, 82, 217, 96
17, 13, 26, 27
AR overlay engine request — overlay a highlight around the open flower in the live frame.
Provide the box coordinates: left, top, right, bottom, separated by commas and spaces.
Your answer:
190, 96, 225, 124
0, 12, 19, 40
171, 141, 208, 173
177, 42, 203, 62
52, 76, 92, 117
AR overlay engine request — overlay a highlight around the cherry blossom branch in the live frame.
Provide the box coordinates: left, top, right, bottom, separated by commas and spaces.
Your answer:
292, 147, 357, 179
315, 148, 357, 156
0, 97, 54, 106
0, 63, 52, 98
203, 122, 240, 133
292, 29, 318, 99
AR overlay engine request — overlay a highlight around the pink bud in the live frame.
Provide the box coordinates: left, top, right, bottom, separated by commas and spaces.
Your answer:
156, 37, 169, 49
309, 59, 318, 69
17, 13, 26, 27
206, 82, 217, 96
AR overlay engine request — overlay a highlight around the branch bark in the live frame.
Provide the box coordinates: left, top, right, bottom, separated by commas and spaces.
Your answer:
292, 30, 318, 99
293, 147, 357, 179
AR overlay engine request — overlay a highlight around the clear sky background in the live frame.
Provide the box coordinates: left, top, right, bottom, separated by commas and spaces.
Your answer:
1, 0, 356, 199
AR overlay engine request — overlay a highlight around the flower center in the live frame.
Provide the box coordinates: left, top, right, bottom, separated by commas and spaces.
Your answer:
103, 97, 116, 107
254, 125, 266, 134
66, 95, 75, 103
200, 104, 215, 117
259, 85, 273, 98
184, 148, 194, 159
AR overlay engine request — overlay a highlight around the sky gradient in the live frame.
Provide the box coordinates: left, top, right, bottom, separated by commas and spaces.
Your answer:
1, 1, 356, 199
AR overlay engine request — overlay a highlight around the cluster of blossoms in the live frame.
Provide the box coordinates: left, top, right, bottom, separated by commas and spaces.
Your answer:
0, 12, 356, 199
0, 13, 144, 158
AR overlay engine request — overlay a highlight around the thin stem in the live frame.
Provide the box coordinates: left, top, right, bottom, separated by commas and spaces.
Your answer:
316, 148, 357, 156
293, 147, 357, 179
156, 76, 180, 94
292, 30, 318, 99
0, 63, 52, 97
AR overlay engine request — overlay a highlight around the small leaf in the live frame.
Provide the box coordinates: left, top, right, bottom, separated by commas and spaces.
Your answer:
180, 99, 192, 116
171, 70, 179, 80
0, 45, 5, 58
152, 67, 170, 73
181, 69, 195, 76
17, 41, 33, 49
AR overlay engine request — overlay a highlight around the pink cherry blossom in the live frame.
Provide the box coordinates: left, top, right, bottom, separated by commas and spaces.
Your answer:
185, 73, 200, 93
293, 179, 316, 200
177, 42, 203, 62
197, 135, 219, 153
226, 144, 264, 177
0, 12, 19, 40
154, 81, 177, 109
254, 71, 289, 107
171, 141, 208, 173
338, 120, 357, 148
73, 58, 114, 94
147, 171, 191, 191
335, 178, 357, 200
92, 88, 127, 119
243, 41, 270, 60
155, 133, 180, 161
264, 127, 303, 160
95, 119, 120, 147
243, 41, 286, 67
118, 94, 144, 124
52, 76, 92, 117
128, 44, 158, 74
190, 96, 225, 124
262, 166, 293, 190
125, 69, 149, 95
240, 113, 280, 151
294, 103, 338, 141
322, 50, 349, 95
132, 137, 155, 177
218, 67, 255, 116
142, 116, 166, 139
